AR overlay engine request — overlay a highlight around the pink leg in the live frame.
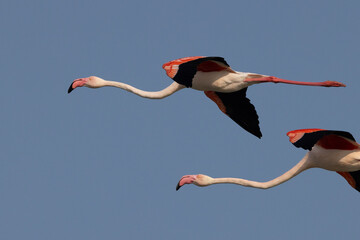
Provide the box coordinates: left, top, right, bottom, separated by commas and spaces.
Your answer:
244, 76, 346, 87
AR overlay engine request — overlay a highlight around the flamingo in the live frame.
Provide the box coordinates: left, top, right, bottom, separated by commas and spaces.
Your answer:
176, 128, 360, 192
68, 56, 345, 138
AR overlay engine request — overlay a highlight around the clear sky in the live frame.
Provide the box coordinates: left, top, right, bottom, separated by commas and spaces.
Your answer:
1, 0, 360, 239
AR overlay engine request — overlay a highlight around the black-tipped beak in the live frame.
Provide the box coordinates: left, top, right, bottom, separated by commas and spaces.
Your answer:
176, 182, 181, 191
67, 83, 74, 93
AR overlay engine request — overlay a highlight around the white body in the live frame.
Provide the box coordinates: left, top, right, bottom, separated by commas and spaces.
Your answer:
308, 146, 360, 172
191, 71, 261, 92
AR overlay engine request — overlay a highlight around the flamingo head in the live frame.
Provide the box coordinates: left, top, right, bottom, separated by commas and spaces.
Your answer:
176, 174, 213, 191
68, 76, 106, 93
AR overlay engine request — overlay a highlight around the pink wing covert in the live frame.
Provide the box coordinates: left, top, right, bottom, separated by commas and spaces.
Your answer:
287, 128, 358, 151
287, 128, 324, 143
162, 56, 205, 78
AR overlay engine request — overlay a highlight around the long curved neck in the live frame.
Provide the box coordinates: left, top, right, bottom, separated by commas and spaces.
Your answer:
103, 81, 185, 99
210, 155, 311, 189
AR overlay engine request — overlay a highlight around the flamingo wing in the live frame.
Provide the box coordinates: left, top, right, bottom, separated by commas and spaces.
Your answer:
287, 129, 357, 151
204, 88, 262, 138
162, 56, 232, 87
336, 171, 360, 192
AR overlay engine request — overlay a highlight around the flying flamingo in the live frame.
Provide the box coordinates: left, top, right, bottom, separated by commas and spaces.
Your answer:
176, 128, 360, 192
68, 56, 345, 138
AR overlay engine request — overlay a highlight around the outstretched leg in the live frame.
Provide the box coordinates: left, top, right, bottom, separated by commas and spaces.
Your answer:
244, 76, 346, 87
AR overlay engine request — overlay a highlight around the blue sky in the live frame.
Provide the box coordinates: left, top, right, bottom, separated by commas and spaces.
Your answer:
1, 0, 360, 239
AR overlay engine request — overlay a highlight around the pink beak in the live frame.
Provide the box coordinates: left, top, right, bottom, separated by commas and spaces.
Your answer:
176, 175, 197, 191
67, 78, 89, 93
